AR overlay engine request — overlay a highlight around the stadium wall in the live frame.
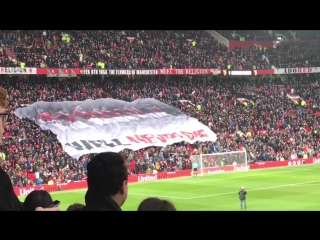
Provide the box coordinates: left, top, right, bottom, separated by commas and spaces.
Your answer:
14, 157, 320, 197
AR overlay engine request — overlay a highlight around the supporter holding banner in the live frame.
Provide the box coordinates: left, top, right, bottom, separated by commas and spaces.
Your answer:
14, 98, 217, 159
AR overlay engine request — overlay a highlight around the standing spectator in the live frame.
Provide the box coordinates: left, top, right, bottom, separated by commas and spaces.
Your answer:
238, 186, 247, 210
0, 87, 59, 211
82, 152, 128, 211
0, 168, 22, 211
0, 87, 22, 211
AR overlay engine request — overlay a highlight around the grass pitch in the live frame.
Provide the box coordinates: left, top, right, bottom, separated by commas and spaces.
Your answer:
19, 164, 320, 210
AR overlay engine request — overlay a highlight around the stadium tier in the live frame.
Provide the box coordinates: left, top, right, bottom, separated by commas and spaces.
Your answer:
0, 30, 320, 195
1, 30, 320, 74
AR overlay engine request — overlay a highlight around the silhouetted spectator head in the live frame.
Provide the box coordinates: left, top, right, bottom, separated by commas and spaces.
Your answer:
66, 203, 84, 211
23, 190, 54, 211
0, 168, 22, 211
85, 152, 128, 210
137, 198, 177, 211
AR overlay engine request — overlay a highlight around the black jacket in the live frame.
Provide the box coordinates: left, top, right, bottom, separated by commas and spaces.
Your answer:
82, 190, 122, 211
0, 168, 23, 211
238, 189, 247, 200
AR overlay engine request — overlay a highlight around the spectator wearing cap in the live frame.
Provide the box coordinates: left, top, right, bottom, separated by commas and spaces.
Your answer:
23, 190, 55, 211
23, 190, 56, 211
82, 152, 128, 211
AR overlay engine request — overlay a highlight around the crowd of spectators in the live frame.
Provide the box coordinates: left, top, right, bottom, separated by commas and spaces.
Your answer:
1, 30, 320, 187
1, 72, 320, 187
0, 30, 229, 70
265, 41, 320, 68
1, 30, 320, 71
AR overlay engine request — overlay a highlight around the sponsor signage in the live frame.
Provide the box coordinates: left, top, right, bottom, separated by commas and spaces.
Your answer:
249, 158, 315, 169
18, 186, 44, 196
3, 67, 320, 76
312, 158, 320, 164
162, 68, 222, 75
234, 165, 250, 171
20, 68, 223, 76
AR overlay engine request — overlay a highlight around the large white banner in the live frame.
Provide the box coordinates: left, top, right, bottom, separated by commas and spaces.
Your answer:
274, 67, 320, 74
0, 67, 37, 74
15, 98, 217, 159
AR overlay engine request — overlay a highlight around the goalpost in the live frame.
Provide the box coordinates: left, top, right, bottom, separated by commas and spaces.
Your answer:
190, 150, 247, 176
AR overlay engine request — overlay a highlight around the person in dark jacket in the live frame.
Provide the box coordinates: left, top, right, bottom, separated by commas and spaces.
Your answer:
82, 152, 128, 211
238, 186, 247, 209
0, 87, 59, 212
0, 168, 23, 211
0, 88, 23, 211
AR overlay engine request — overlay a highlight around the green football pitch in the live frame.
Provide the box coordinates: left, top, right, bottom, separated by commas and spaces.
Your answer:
19, 164, 320, 210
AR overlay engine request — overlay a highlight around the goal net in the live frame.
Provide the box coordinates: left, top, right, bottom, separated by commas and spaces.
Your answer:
190, 151, 247, 176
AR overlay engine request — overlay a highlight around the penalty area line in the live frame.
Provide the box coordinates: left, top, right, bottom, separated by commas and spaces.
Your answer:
179, 168, 310, 184
184, 179, 320, 200
130, 179, 320, 200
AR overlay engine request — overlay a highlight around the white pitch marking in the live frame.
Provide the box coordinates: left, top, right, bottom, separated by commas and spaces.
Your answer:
129, 179, 320, 200
179, 169, 310, 183
184, 180, 320, 200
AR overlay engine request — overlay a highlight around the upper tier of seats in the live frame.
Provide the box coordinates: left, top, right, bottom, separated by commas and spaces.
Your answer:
215, 30, 276, 41
214, 30, 320, 41
0, 30, 320, 71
